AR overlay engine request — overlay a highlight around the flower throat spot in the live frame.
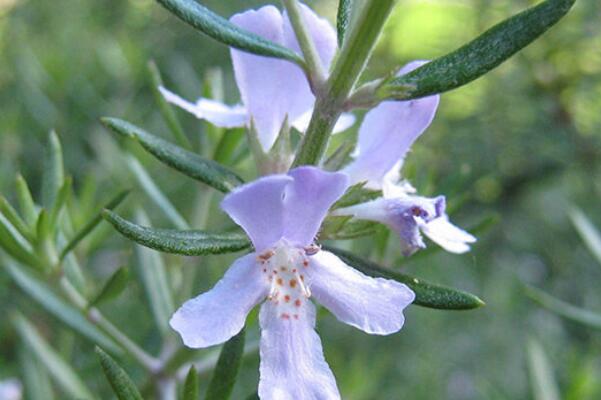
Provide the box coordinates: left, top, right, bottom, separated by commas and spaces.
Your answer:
257, 241, 314, 320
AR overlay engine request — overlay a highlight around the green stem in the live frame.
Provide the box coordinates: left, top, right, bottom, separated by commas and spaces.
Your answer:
59, 276, 160, 372
282, 0, 326, 89
291, 98, 340, 168
292, 0, 396, 167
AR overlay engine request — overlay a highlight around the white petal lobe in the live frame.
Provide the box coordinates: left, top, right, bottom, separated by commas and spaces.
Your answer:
159, 86, 248, 128
422, 217, 477, 254
170, 254, 268, 348
259, 300, 340, 400
308, 251, 415, 335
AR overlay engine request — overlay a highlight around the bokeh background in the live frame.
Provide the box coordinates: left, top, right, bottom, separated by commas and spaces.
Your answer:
1, 0, 601, 398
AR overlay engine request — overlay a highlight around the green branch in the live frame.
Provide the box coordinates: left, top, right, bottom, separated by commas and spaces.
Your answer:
292, 0, 396, 166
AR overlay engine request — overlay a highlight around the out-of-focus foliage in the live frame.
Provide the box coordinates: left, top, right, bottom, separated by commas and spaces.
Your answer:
1, 0, 601, 399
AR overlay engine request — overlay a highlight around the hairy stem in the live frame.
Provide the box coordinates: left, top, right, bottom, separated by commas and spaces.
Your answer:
292, 0, 396, 167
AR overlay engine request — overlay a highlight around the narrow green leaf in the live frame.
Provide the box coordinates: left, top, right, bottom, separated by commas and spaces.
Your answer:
524, 285, 601, 330
183, 366, 199, 400
320, 217, 380, 240
48, 176, 72, 228
35, 210, 57, 268
379, 0, 576, 100
102, 117, 244, 192
15, 173, 38, 226
332, 182, 381, 209
59, 190, 129, 261
36, 209, 51, 243
323, 185, 384, 238
148, 60, 192, 150
19, 344, 55, 400
13, 313, 95, 400
0, 212, 41, 268
125, 155, 190, 230
326, 246, 485, 310
527, 338, 561, 400
155, 0, 304, 66
95, 347, 143, 400
90, 266, 130, 307
133, 210, 175, 336
569, 207, 601, 268
323, 141, 355, 172
0, 195, 33, 242
4, 262, 121, 353
206, 329, 245, 400
336, 0, 353, 47
103, 209, 251, 256
42, 130, 65, 208
213, 128, 245, 165
320, 215, 352, 238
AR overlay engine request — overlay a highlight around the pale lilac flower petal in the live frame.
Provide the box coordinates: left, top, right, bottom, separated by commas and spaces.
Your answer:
283, 167, 349, 246
159, 86, 248, 128
230, 6, 312, 151
291, 111, 356, 134
422, 217, 477, 254
343, 61, 440, 188
221, 175, 293, 252
258, 300, 340, 400
308, 251, 414, 334
170, 254, 268, 348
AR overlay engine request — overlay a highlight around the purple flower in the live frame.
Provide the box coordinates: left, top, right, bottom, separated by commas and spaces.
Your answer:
160, 4, 354, 152
336, 61, 476, 256
170, 166, 414, 399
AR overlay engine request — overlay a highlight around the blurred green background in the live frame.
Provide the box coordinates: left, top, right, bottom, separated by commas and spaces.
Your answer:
1, 0, 601, 399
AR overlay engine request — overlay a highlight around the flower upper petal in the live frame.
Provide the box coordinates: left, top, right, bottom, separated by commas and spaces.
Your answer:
308, 251, 414, 335
170, 254, 268, 348
230, 5, 313, 152
159, 86, 248, 128
343, 60, 439, 188
258, 300, 340, 400
283, 167, 349, 246
221, 175, 293, 252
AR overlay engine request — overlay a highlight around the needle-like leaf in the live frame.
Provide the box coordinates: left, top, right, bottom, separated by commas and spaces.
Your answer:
103, 209, 251, 256
379, 0, 576, 100
96, 347, 143, 400
155, 0, 304, 67
205, 329, 246, 400
102, 117, 244, 193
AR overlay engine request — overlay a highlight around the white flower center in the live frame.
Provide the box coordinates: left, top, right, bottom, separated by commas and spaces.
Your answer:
256, 241, 313, 321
